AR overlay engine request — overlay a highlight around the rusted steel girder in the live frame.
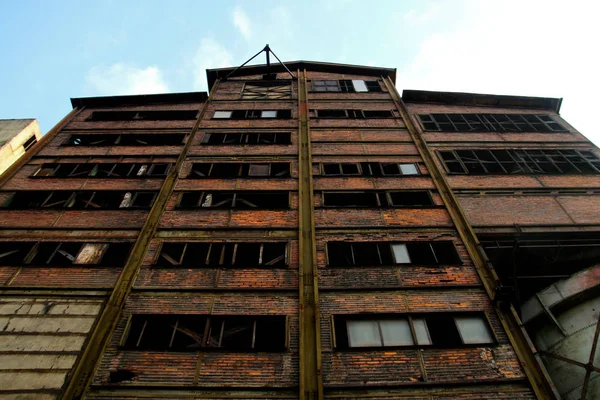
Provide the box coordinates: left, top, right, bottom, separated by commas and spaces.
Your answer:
298, 69, 324, 400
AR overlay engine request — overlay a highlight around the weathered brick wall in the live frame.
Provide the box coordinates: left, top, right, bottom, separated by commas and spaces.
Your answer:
94, 293, 299, 388
134, 237, 299, 290
319, 290, 525, 386
316, 231, 480, 290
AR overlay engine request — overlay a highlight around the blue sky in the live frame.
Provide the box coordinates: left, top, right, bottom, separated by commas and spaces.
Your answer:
1, 0, 598, 145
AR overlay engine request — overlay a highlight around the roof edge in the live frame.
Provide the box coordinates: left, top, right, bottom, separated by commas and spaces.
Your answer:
206, 60, 396, 91
402, 89, 562, 112
71, 91, 208, 109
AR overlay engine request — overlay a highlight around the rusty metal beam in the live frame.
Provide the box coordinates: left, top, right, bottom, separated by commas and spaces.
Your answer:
382, 76, 559, 400
297, 69, 324, 400
59, 83, 218, 400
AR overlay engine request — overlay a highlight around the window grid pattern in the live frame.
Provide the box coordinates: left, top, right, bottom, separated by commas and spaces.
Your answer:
311, 80, 382, 93
319, 162, 419, 176
201, 132, 291, 145
0, 241, 132, 266
439, 149, 600, 175
419, 114, 568, 133
64, 134, 185, 146
3, 191, 157, 210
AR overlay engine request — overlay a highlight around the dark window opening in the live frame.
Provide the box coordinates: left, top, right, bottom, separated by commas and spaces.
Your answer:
212, 110, 292, 120
124, 314, 287, 351
439, 149, 600, 175
23, 136, 38, 151
322, 163, 360, 176
333, 313, 494, 349
323, 191, 433, 208
188, 163, 290, 178
327, 241, 460, 267
177, 191, 290, 210
202, 132, 291, 145
319, 162, 420, 177
362, 110, 394, 118
419, 113, 568, 133
3, 191, 157, 210
64, 134, 185, 146
87, 110, 198, 121
155, 242, 288, 268
0, 241, 132, 266
33, 163, 171, 178
314, 109, 348, 118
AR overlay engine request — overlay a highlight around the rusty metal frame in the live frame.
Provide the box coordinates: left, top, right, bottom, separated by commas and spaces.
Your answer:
298, 69, 324, 400
59, 83, 217, 400
382, 76, 559, 399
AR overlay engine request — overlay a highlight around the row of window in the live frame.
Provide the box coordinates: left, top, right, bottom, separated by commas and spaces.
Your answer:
29, 162, 420, 179
310, 80, 382, 93
33, 163, 171, 178
1, 190, 438, 210
440, 149, 600, 175
3, 191, 157, 210
122, 312, 493, 351
318, 162, 419, 176
0, 241, 132, 266
0, 240, 459, 268
419, 113, 567, 133
312, 109, 395, 119
87, 110, 199, 121
213, 110, 292, 120
65, 134, 186, 146
201, 132, 291, 145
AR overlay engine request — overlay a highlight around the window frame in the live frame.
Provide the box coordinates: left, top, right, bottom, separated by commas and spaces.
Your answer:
336, 312, 497, 350
418, 113, 569, 133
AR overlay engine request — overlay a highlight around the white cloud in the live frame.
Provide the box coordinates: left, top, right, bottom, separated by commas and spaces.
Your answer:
403, 2, 440, 25
86, 63, 169, 95
232, 6, 251, 41
397, 0, 600, 145
192, 38, 234, 90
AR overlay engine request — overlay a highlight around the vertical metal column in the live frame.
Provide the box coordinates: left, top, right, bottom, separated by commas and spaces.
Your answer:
59, 85, 217, 400
297, 69, 324, 400
382, 76, 558, 399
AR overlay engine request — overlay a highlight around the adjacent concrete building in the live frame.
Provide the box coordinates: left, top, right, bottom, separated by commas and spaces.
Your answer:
0, 118, 41, 175
0, 57, 597, 400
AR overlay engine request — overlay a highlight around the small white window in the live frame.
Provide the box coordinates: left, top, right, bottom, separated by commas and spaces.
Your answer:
400, 164, 419, 175
261, 110, 277, 118
455, 316, 494, 344
392, 244, 411, 264
347, 320, 382, 347
412, 318, 432, 345
380, 320, 413, 346
213, 111, 232, 119
352, 80, 369, 92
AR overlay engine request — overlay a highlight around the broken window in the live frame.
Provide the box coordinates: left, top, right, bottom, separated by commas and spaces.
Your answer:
22, 136, 38, 151
3, 191, 157, 209
313, 109, 393, 119
418, 113, 568, 133
33, 163, 170, 178
439, 149, 600, 175
241, 81, 292, 99
212, 110, 292, 119
87, 110, 198, 121
201, 132, 292, 145
0, 241, 132, 266
333, 313, 494, 349
177, 191, 290, 210
312, 80, 341, 92
124, 314, 287, 351
311, 80, 382, 93
188, 163, 290, 178
64, 134, 185, 146
322, 163, 360, 176
326, 241, 460, 267
155, 242, 288, 268
322, 191, 433, 208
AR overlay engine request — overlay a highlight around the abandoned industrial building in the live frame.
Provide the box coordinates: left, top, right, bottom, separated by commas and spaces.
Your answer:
0, 50, 599, 400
